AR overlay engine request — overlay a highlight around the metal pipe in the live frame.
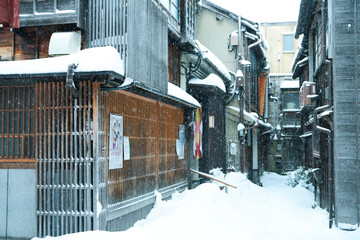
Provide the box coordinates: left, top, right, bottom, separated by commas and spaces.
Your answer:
189, 168, 237, 189
248, 39, 262, 55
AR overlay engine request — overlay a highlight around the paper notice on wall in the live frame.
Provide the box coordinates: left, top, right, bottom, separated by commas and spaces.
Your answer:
124, 137, 130, 160
109, 114, 123, 169
177, 124, 185, 159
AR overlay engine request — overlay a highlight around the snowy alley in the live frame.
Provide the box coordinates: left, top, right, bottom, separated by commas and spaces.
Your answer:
34, 171, 360, 240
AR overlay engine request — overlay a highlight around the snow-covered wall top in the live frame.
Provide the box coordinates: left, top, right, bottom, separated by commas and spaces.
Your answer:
188, 74, 226, 93
168, 82, 201, 108
0, 46, 124, 76
280, 80, 299, 89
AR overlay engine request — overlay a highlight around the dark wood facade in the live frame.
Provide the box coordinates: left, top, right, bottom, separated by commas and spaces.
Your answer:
0, 0, 198, 238
293, 0, 360, 230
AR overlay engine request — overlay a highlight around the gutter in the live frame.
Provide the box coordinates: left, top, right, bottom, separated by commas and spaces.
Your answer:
102, 78, 200, 109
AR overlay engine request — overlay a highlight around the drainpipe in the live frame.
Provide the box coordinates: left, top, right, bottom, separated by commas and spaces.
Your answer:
248, 39, 262, 55
314, 105, 333, 228
66, 63, 79, 98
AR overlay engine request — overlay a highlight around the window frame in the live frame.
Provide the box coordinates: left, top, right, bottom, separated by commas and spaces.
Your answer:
282, 32, 295, 53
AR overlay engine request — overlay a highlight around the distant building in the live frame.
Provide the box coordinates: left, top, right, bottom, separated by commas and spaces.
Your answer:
260, 22, 302, 172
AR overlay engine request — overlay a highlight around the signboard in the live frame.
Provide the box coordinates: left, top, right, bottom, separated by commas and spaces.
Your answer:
194, 108, 202, 159
209, 116, 215, 128
109, 114, 123, 169
176, 124, 185, 159
124, 136, 130, 160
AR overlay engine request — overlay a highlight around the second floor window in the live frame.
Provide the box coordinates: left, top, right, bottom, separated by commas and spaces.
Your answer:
159, 0, 179, 21
282, 91, 299, 110
283, 33, 294, 53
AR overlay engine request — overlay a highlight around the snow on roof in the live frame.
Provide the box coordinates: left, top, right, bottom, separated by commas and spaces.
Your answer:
0, 46, 124, 76
168, 82, 201, 108
195, 40, 231, 82
188, 74, 226, 93
280, 80, 299, 89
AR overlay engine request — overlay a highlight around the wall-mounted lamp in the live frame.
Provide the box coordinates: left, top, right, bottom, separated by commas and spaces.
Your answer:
236, 69, 244, 88
237, 123, 245, 143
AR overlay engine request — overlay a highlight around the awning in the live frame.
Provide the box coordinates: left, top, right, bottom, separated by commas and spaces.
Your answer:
226, 106, 272, 130
186, 40, 232, 87
188, 74, 226, 93
0, 46, 125, 79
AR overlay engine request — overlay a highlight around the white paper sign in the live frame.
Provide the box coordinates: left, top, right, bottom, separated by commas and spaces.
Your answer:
109, 114, 123, 169
124, 137, 130, 160
177, 124, 185, 159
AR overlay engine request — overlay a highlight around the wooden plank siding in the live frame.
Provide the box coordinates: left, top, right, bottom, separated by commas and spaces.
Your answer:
0, 25, 83, 61
168, 42, 181, 86
0, 30, 14, 61
98, 89, 187, 206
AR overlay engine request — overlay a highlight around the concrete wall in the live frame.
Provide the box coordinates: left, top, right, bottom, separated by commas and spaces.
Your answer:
260, 22, 302, 74
196, 8, 238, 73
0, 169, 36, 239
332, 0, 360, 230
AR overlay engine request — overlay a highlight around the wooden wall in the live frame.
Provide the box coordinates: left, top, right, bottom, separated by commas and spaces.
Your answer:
168, 42, 181, 86
0, 24, 82, 61
98, 90, 187, 205
0, 30, 13, 61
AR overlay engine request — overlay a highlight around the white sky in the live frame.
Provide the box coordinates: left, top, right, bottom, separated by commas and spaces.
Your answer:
207, 0, 301, 23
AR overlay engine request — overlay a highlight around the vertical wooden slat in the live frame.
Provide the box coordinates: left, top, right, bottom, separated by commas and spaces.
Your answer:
0, 88, 3, 158
57, 81, 64, 236
51, 82, 56, 236
69, 90, 74, 233
77, 83, 83, 231
46, 82, 51, 235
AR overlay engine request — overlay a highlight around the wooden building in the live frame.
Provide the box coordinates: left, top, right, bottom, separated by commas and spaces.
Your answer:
186, 0, 271, 185
292, 0, 360, 230
0, 0, 199, 238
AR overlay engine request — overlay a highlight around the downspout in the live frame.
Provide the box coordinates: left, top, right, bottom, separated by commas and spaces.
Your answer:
247, 39, 262, 180
66, 63, 79, 98
314, 105, 333, 228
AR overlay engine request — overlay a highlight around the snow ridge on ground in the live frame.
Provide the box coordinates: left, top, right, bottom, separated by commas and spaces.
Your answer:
34, 171, 360, 240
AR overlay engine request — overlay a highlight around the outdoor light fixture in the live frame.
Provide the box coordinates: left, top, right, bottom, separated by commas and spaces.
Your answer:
237, 123, 245, 143
236, 69, 244, 88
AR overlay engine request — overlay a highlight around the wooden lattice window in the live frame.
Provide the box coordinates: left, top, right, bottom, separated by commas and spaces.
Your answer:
0, 85, 35, 161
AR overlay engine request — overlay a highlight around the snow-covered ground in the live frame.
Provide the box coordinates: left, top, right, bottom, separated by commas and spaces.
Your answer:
34, 171, 360, 240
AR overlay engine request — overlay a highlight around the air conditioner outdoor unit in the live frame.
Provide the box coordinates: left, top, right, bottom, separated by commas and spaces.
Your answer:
49, 31, 81, 56
299, 81, 317, 108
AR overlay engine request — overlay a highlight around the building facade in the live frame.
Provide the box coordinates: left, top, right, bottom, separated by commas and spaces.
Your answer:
260, 22, 303, 172
293, 0, 360, 230
0, 0, 200, 238
192, 0, 271, 184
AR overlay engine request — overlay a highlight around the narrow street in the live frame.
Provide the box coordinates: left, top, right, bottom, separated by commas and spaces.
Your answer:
34, 171, 360, 240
